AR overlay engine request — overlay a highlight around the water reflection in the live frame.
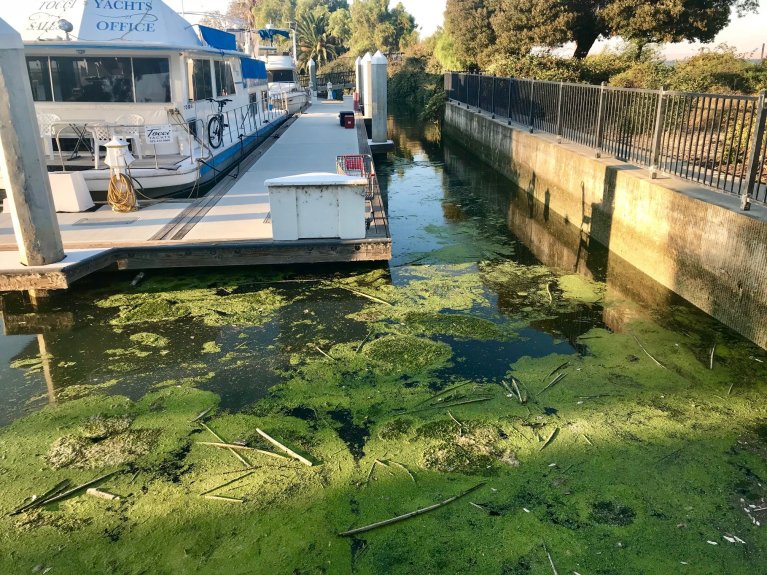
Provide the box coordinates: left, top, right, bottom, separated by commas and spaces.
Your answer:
0, 107, 763, 428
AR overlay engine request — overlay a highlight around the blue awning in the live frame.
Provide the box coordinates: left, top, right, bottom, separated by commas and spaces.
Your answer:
241, 57, 267, 80
199, 25, 237, 52
258, 28, 291, 43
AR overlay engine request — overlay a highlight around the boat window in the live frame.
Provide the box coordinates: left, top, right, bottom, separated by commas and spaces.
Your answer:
268, 69, 294, 83
214, 60, 236, 96
190, 59, 213, 101
50, 56, 134, 103
133, 58, 171, 103
26, 56, 171, 103
26, 57, 53, 102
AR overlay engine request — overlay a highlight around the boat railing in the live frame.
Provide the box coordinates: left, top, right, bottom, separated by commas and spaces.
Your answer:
198, 101, 287, 152
44, 100, 288, 172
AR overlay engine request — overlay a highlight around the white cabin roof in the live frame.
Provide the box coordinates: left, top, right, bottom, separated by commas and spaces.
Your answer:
8, 0, 205, 50
265, 55, 296, 70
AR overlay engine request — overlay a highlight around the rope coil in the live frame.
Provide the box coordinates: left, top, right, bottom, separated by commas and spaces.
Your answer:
107, 171, 138, 213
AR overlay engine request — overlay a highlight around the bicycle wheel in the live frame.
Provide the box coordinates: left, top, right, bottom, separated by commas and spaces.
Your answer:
207, 115, 224, 149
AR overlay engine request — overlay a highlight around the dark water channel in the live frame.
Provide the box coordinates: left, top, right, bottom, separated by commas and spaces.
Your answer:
0, 107, 765, 575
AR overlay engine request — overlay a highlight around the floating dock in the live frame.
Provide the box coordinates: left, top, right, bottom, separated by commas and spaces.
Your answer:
0, 98, 391, 291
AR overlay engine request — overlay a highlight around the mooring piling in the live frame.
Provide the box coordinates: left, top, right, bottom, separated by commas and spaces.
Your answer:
0, 17, 64, 267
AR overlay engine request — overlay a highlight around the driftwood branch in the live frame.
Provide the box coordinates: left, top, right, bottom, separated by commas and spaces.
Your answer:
338, 482, 486, 537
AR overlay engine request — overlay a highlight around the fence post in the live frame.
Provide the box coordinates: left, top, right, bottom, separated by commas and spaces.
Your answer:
595, 81, 606, 158
491, 75, 496, 119
507, 77, 513, 125
528, 79, 535, 133
477, 73, 482, 113
649, 87, 667, 179
742, 89, 767, 211
556, 81, 564, 143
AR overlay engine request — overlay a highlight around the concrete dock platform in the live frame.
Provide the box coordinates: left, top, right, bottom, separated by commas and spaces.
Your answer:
0, 97, 391, 291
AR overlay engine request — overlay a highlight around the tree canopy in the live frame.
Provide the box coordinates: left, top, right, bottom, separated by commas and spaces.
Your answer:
208, 0, 417, 71
442, 0, 759, 66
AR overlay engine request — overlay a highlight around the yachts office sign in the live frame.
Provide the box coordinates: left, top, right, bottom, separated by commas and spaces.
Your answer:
83, 1, 160, 38
21, 0, 161, 41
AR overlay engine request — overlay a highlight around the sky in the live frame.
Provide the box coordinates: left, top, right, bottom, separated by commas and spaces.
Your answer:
2, 0, 765, 58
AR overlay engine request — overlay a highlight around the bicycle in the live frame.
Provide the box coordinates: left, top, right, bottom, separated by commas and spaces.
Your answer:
206, 97, 232, 149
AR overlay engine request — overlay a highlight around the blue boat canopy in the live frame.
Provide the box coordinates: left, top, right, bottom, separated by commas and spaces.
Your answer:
258, 28, 291, 43
199, 25, 237, 52
241, 57, 267, 80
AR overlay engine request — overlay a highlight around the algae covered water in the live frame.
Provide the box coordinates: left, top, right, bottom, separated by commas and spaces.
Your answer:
0, 109, 765, 574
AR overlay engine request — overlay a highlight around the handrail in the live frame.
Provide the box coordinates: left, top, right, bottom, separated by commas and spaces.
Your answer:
445, 72, 767, 208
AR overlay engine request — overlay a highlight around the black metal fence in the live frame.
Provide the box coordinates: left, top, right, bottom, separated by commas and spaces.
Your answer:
298, 71, 356, 89
445, 72, 767, 207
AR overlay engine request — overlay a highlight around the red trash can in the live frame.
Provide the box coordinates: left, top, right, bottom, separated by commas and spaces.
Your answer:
344, 115, 355, 129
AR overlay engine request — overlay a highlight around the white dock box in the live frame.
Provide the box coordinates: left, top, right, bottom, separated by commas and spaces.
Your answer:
266, 172, 368, 241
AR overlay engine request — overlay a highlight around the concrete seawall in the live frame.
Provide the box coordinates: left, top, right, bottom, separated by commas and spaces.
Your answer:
444, 101, 767, 349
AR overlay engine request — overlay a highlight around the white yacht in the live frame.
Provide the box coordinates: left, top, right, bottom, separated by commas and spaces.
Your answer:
256, 28, 309, 115
2, 0, 289, 200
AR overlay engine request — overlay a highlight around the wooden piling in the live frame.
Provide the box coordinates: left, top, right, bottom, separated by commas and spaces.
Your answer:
0, 18, 64, 266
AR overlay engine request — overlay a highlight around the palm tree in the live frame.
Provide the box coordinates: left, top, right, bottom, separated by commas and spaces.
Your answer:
296, 11, 339, 72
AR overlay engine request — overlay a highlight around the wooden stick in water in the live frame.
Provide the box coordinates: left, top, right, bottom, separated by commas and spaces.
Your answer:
338, 483, 486, 537
200, 470, 256, 496
10, 480, 71, 516
545, 362, 570, 380
37, 470, 121, 507
203, 495, 244, 503
196, 442, 288, 460
256, 428, 313, 466
200, 423, 251, 468
537, 373, 566, 396
631, 334, 666, 369
412, 381, 473, 408
407, 396, 493, 414
390, 461, 416, 483
333, 284, 393, 306
190, 407, 214, 423
356, 330, 373, 354
543, 542, 559, 575
314, 345, 336, 361
539, 428, 559, 451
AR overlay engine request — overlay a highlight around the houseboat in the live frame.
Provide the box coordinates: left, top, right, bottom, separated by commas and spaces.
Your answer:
2, 0, 288, 200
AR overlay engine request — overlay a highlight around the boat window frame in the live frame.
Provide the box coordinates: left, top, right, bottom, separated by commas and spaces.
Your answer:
25, 55, 172, 104
213, 59, 237, 97
187, 58, 215, 102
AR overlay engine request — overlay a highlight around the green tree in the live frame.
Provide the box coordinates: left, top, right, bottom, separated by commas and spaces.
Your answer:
296, 10, 341, 70
493, 0, 759, 60
443, 0, 496, 69
349, 0, 417, 55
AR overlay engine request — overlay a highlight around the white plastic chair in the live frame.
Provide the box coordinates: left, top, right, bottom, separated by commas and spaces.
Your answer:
115, 114, 145, 159
87, 123, 113, 169
36, 113, 60, 159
